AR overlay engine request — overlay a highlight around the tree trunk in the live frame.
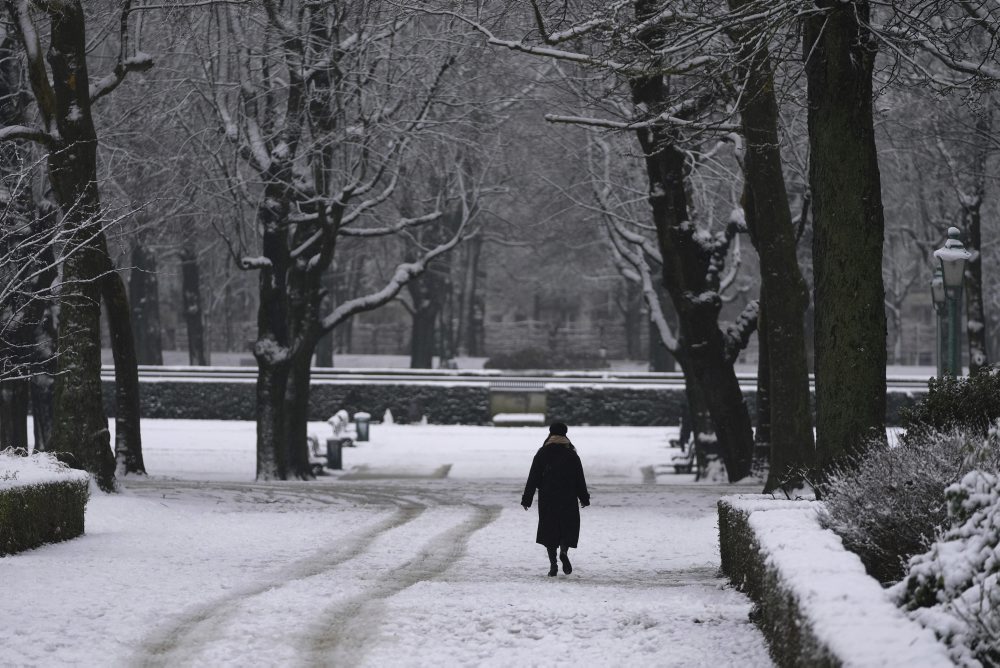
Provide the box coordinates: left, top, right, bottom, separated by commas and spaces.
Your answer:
803, 1, 887, 469
284, 347, 316, 479
314, 331, 333, 367
255, 355, 290, 480
963, 113, 990, 375
622, 280, 643, 360
0, 378, 29, 449
180, 247, 209, 366
754, 296, 772, 448
728, 10, 815, 490
458, 237, 483, 357
410, 305, 437, 369
102, 266, 146, 476
129, 243, 163, 365
44, 3, 118, 492
648, 318, 675, 372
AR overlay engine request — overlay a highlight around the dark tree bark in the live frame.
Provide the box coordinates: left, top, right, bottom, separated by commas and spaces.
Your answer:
314, 331, 334, 367
648, 318, 675, 372
102, 267, 146, 475
408, 272, 442, 369
620, 279, 643, 360
804, 0, 887, 468
33, 3, 118, 490
962, 113, 991, 375
754, 296, 772, 448
727, 3, 815, 490
180, 246, 209, 366
629, 2, 755, 481
457, 236, 483, 357
129, 243, 163, 365
0, 379, 29, 449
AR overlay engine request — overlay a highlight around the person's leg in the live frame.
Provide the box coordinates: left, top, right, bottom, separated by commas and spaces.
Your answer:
559, 543, 572, 575
546, 545, 558, 577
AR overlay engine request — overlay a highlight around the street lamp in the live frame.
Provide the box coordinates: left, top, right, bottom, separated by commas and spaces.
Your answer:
932, 227, 971, 377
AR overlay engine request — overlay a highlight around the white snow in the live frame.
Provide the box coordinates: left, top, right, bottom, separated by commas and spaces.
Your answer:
1, 421, 773, 666
0, 449, 89, 490
726, 497, 954, 667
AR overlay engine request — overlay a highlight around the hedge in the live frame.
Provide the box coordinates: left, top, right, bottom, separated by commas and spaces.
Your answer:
102, 380, 491, 424
718, 495, 952, 667
1, 478, 90, 556
100, 380, 920, 426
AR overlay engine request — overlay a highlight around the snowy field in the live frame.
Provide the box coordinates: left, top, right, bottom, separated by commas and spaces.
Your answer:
2, 421, 773, 667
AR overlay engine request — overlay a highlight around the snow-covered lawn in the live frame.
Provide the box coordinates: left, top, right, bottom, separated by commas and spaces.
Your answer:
1, 421, 772, 666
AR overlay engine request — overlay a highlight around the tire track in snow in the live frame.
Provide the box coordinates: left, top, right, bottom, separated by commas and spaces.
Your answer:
303, 503, 501, 667
135, 492, 426, 667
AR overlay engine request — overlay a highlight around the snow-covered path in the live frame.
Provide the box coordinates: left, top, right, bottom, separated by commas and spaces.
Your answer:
2, 423, 773, 666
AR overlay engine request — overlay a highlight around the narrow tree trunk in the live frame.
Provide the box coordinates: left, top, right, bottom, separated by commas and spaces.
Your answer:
623, 280, 643, 360
410, 306, 437, 369
180, 247, 209, 366
129, 244, 163, 365
30, 370, 54, 451
803, 1, 887, 468
0, 378, 29, 449
963, 113, 990, 375
458, 237, 482, 357
727, 12, 815, 489
102, 267, 146, 476
754, 296, 772, 447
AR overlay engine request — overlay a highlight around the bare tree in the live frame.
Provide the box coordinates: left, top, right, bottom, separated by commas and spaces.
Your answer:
2, 0, 152, 489
199, 2, 485, 479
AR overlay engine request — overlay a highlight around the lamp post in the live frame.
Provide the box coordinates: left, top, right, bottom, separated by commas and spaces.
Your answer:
932, 227, 971, 377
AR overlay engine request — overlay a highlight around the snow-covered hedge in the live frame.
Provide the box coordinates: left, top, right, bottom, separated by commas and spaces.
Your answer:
102, 380, 492, 424
718, 495, 953, 667
892, 470, 1000, 666
98, 379, 919, 426
545, 386, 693, 426
0, 450, 90, 556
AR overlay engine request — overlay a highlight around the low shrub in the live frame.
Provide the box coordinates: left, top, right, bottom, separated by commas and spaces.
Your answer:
818, 427, 1000, 585
892, 468, 1000, 666
0, 449, 90, 556
483, 348, 608, 370
901, 367, 1000, 442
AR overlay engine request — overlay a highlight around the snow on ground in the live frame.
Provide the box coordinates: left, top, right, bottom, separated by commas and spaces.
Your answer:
1, 421, 772, 667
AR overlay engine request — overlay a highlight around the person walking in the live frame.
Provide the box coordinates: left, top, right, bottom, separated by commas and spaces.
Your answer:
521, 422, 590, 576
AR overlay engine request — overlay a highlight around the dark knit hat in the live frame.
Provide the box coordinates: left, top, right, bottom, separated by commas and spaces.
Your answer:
549, 422, 568, 436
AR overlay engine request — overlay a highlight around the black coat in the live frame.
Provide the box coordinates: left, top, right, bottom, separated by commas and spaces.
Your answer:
521, 438, 590, 548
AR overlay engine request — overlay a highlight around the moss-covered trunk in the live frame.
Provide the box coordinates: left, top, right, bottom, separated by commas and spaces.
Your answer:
803, 0, 887, 468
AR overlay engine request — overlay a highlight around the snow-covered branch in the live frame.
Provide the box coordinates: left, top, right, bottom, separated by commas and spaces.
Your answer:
90, 53, 154, 104
545, 113, 739, 134
320, 219, 468, 333
339, 211, 443, 238
0, 124, 57, 147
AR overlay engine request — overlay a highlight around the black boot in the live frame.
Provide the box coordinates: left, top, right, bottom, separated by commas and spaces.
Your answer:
546, 546, 558, 577
560, 547, 572, 575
